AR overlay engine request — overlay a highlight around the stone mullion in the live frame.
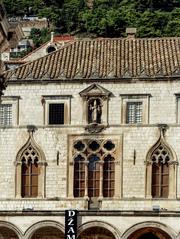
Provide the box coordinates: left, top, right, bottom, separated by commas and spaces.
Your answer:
84, 161, 89, 198
98, 161, 104, 199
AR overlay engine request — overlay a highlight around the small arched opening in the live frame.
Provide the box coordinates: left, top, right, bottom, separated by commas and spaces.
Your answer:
31, 226, 64, 239
78, 226, 116, 239
0, 226, 19, 239
128, 227, 172, 239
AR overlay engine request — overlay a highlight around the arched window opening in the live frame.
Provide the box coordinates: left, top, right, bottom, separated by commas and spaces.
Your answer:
46, 46, 56, 54
72, 138, 120, 202
78, 226, 115, 239
127, 227, 172, 239
31, 226, 64, 239
16, 131, 46, 198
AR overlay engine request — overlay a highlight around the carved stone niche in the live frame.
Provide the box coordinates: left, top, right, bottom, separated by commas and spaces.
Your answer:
79, 83, 111, 133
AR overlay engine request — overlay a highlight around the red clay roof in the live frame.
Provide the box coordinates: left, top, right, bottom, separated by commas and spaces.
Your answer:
4, 37, 180, 81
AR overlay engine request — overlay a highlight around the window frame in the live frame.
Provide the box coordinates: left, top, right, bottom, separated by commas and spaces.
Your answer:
0, 96, 20, 126
0, 103, 12, 126
126, 101, 143, 124
120, 94, 151, 124
42, 95, 71, 126
48, 103, 65, 125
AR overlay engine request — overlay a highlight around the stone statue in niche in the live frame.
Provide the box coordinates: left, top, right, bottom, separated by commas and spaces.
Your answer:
88, 99, 102, 124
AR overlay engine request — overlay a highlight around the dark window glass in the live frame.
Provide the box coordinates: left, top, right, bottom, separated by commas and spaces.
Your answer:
103, 155, 115, 197
49, 103, 64, 125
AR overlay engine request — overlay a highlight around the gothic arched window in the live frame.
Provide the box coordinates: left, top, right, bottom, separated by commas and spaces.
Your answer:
146, 127, 177, 199
72, 138, 119, 203
16, 131, 46, 198
151, 145, 170, 198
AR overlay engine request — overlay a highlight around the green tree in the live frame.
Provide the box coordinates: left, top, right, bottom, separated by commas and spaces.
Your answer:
60, 0, 85, 33
29, 28, 50, 48
3, 0, 180, 37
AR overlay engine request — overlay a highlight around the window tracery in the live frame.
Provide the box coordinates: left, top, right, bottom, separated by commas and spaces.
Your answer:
73, 139, 116, 200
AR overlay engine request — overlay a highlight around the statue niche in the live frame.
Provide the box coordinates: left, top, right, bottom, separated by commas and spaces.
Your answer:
88, 98, 102, 124
79, 83, 112, 133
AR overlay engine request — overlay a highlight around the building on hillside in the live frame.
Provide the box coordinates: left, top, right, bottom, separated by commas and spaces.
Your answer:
0, 4, 24, 96
3, 34, 75, 70
0, 34, 180, 239
0, 4, 24, 54
19, 34, 75, 62
19, 17, 48, 38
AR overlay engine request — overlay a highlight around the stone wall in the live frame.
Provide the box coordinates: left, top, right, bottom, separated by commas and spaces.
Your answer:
0, 81, 180, 208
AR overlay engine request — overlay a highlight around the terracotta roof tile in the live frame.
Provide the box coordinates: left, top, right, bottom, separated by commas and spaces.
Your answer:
4, 37, 180, 81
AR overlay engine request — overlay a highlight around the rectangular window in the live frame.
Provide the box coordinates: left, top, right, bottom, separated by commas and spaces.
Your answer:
126, 102, 142, 124
0, 104, 12, 126
120, 94, 151, 124
49, 103, 64, 125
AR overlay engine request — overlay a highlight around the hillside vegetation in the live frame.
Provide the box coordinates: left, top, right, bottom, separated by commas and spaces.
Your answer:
3, 0, 180, 37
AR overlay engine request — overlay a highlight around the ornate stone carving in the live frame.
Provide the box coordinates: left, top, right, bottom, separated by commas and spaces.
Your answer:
88, 98, 102, 124
85, 123, 107, 133
146, 124, 176, 165
80, 83, 111, 133
16, 128, 46, 164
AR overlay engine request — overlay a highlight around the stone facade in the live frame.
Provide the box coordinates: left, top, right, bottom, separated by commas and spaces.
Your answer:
0, 37, 180, 238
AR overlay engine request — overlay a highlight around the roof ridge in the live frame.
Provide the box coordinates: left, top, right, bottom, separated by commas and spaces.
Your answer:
3, 37, 180, 80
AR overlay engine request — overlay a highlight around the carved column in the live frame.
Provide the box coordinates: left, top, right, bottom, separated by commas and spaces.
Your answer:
99, 161, 104, 199
146, 161, 152, 199
84, 161, 89, 198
